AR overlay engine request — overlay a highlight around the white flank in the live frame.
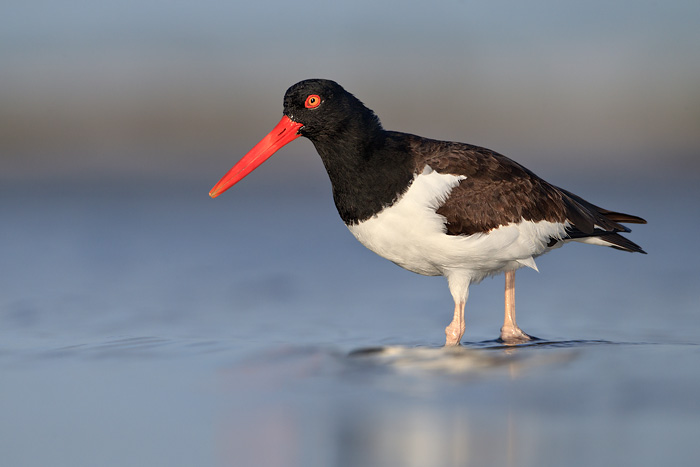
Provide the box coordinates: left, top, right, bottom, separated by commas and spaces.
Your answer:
346, 168, 568, 284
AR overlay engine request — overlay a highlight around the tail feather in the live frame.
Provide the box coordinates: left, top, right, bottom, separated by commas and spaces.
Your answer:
554, 188, 647, 254
598, 233, 647, 254
599, 209, 647, 225
557, 188, 643, 234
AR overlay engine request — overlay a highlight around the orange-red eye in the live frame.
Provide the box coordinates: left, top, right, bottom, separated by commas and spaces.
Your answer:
305, 94, 321, 109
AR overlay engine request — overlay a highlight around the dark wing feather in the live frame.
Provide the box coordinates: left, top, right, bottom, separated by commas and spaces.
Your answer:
408, 136, 646, 253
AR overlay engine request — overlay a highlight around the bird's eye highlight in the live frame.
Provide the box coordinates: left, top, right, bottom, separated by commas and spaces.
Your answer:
305, 94, 321, 109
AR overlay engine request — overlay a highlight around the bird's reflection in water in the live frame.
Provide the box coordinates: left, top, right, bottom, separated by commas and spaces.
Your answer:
217, 342, 583, 466
349, 341, 579, 379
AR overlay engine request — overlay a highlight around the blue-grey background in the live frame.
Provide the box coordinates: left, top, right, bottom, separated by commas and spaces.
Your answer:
2, 1, 699, 466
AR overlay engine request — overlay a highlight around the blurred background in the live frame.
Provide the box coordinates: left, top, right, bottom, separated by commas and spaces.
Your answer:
2, 2, 700, 467
2, 0, 698, 185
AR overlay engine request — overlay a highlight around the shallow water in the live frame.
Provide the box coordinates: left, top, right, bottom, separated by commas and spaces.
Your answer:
1, 178, 699, 466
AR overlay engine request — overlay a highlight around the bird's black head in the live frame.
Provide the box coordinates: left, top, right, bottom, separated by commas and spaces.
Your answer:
283, 79, 382, 141
209, 79, 385, 199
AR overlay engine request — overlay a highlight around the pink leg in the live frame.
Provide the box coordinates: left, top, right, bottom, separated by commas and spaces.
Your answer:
500, 270, 533, 344
445, 300, 466, 346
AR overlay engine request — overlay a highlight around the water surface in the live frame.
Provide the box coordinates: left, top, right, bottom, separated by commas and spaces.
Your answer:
1, 178, 698, 466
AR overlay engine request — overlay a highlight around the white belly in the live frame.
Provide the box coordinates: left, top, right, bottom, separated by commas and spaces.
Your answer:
346, 168, 567, 282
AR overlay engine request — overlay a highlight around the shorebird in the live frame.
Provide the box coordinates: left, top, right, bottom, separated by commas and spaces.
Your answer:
210, 79, 646, 345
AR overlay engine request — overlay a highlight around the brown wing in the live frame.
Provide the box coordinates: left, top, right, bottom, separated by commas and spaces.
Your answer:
407, 136, 646, 252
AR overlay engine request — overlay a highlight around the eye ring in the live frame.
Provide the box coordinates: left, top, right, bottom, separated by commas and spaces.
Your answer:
304, 94, 321, 109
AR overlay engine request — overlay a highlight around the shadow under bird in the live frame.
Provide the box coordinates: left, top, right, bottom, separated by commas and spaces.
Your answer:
210, 79, 646, 346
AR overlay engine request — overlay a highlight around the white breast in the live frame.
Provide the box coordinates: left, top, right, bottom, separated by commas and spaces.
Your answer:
346, 167, 567, 282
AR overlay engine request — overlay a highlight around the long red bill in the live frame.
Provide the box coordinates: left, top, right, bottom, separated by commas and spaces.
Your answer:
209, 115, 303, 198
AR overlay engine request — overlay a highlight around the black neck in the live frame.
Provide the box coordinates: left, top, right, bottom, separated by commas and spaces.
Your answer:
309, 126, 415, 225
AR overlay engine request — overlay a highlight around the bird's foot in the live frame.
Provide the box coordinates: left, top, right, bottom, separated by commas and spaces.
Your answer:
499, 325, 536, 346
444, 323, 465, 347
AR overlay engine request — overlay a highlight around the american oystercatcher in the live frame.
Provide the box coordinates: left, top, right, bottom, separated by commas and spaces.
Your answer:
210, 79, 646, 345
